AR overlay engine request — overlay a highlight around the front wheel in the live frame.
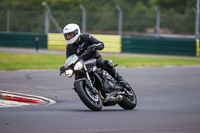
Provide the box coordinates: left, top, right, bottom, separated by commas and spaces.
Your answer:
75, 81, 103, 111
118, 85, 137, 110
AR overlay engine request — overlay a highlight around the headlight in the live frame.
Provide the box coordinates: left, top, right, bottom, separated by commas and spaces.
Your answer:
65, 69, 73, 77
74, 61, 83, 70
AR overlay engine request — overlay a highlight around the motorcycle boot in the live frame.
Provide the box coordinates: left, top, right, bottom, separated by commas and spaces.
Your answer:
97, 58, 130, 90
114, 71, 131, 90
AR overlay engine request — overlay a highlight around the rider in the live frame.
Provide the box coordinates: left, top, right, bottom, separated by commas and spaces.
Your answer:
60, 23, 130, 89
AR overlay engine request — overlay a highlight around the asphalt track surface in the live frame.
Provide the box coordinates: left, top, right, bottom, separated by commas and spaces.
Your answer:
1, 66, 200, 133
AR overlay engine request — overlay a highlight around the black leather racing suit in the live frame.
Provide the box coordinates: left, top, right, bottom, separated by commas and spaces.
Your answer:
66, 33, 117, 77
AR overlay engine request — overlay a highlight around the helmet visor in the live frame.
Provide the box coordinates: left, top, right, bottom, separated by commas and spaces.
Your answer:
64, 29, 78, 41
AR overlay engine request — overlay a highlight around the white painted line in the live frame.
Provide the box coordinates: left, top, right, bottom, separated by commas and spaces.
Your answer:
0, 99, 30, 107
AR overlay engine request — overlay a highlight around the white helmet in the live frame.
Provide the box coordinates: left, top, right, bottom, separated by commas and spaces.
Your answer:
63, 23, 81, 44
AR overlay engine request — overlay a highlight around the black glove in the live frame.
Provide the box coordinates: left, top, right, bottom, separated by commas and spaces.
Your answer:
87, 44, 97, 53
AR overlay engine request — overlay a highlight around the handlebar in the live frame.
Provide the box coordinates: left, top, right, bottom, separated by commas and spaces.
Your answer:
80, 50, 94, 59
59, 66, 65, 76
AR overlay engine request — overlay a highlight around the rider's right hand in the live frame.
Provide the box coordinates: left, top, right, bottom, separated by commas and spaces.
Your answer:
87, 44, 97, 53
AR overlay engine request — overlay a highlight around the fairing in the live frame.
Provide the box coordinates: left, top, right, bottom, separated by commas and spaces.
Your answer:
64, 54, 79, 68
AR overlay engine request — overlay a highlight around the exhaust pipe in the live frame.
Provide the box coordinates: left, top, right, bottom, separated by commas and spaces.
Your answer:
103, 92, 123, 104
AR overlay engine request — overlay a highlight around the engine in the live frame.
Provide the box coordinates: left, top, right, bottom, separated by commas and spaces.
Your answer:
100, 70, 116, 93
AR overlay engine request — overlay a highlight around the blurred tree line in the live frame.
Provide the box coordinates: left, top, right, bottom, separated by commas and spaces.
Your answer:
0, 0, 197, 35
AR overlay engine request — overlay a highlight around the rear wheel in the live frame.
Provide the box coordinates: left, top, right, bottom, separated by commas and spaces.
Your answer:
118, 85, 137, 110
75, 81, 102, 111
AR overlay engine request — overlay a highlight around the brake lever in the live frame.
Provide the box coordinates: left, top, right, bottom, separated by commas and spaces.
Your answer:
81, 50, 90, 58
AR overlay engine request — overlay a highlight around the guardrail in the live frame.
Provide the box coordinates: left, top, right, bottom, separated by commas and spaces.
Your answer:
0, 32, 47, 49
0, 32, 199, 57
122, 36, 196, 56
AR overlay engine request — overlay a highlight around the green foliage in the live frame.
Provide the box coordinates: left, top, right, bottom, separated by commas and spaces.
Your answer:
0, 0, 198, 34
132, 1, 150, 13
151, 0, 196, 14
0, 0, 197, 13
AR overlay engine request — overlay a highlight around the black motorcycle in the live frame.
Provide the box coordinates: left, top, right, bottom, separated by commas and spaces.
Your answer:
60, 52, 137, 111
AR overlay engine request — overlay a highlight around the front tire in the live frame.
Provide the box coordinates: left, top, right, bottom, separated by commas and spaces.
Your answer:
118, 85, 137, 110
75, 81, 103, 111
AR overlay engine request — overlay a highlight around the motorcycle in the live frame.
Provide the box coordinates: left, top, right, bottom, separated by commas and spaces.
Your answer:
60, 51, 137, 111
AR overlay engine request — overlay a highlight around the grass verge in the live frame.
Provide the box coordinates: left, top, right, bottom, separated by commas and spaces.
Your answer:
0, 52, 200, 70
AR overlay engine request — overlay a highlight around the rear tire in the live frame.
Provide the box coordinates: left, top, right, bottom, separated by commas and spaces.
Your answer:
118, 85, 137, 110
75, 81, 102, 111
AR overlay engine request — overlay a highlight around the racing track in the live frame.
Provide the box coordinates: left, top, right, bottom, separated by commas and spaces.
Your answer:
0, 66, 200, 133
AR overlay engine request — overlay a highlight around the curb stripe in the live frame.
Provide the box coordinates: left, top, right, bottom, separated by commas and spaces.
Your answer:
0, 91, 56, 107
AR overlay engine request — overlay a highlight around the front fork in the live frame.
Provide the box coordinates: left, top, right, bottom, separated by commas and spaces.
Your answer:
83, 65, 93, 87
74, 65, 98, 95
